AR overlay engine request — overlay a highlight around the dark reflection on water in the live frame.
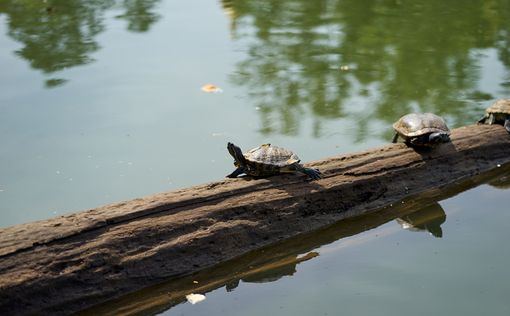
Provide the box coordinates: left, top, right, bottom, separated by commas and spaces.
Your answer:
79, 163, 510, 316
223, 0, 510, 138
396, 202, 446, 238
0, 0, 160, 87
488, 170, 510, 189
115, 0, 160, 33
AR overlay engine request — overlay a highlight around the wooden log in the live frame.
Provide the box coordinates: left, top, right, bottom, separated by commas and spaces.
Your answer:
80, 163, 510, 316
1, 124, 509, 315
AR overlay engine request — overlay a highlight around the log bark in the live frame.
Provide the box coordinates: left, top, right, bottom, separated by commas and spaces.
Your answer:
1, 124, 509, 315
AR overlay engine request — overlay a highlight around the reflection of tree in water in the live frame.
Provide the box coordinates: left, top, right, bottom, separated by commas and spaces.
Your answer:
223, 0, 510, 139
116, 0, 160, 33
0, 0, 160, 87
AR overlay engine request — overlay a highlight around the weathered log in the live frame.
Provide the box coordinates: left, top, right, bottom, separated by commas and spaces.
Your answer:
80, 164, 510, 316
0, 124, 509, 315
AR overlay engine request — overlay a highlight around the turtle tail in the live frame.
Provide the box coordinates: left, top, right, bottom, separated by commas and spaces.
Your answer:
295, 164, 322, 180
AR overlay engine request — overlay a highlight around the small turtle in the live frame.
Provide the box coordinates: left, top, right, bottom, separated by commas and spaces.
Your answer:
392, 113, 450, 147
226, 142, 321, 180
477, 99, 510, 133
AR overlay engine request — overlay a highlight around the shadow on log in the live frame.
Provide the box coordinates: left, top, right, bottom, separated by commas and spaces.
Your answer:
0, 124, 509, 315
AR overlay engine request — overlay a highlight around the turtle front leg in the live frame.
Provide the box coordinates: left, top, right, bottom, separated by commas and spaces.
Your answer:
408, 134, 429, 147
504, 118, 510, 133
226, 166, 246, 178
477, 115, 486, 124
391, 133, 399, 143
488, 113, 496, 125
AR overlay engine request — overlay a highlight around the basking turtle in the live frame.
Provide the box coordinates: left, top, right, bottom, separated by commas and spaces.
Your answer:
392, 113, 450, 147
477, 99, 510, 133
226, 142, 321, 180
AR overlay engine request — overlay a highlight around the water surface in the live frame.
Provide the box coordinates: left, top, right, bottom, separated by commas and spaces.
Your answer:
1, 0, 509, 315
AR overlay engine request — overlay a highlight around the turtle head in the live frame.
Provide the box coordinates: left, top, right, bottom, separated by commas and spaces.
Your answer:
227, 142, 247, 167
428, 132, 450, 144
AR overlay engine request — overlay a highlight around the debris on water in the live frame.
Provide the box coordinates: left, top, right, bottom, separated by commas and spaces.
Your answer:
186, 293, 206, 304
340, 65, 350, 71
201, 84, 223, 93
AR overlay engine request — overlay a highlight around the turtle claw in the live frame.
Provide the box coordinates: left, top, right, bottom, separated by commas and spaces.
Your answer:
302, 167, 322, 180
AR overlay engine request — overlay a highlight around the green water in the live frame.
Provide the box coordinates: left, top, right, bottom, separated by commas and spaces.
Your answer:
0, 0, 509, 314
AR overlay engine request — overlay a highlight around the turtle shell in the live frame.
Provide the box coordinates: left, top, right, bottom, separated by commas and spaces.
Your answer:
393, 113, 449, 138
486, 99, 510, 115
244, 144, 300, 167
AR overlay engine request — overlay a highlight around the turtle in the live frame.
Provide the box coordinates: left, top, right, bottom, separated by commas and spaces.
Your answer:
477, 99, 510, 133
226, 142, 321, 180
392, 113, 450, 147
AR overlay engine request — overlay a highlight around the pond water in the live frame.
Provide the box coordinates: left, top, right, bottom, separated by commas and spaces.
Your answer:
0, 0, 509, 314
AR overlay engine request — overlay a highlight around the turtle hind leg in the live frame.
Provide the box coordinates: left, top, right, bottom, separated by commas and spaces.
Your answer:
504, 118, 510, 133
226, 167, 245, 178
295, 164, 322, 180
391, 133, 399, 143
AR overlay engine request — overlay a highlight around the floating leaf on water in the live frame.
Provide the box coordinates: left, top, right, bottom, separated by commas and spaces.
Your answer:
186, 293, 206, 304
201, 84, 223, 93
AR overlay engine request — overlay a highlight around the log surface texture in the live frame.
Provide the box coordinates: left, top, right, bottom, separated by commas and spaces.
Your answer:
1, 124, 509, 315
